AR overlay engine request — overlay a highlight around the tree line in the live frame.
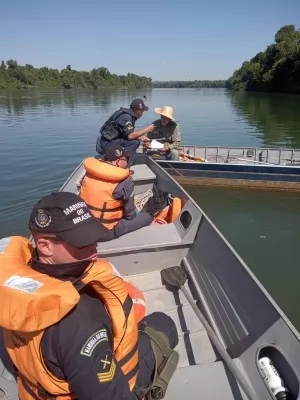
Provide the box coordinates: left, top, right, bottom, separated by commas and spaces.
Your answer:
2, 24, 299, 94
227, 25, 300, 93
0, 61, 152, 89
153, 80, 226, 88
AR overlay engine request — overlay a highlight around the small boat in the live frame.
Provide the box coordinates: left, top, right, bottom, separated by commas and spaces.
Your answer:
141, 145, 300, 192
1, 154, 300, 399
146, 145, 300, 166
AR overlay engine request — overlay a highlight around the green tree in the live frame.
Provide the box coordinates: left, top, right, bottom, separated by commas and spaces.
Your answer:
153, 80, 227, 88
0, 61, 152, 89
6, 59, 18, 69
227, 24, 300, 94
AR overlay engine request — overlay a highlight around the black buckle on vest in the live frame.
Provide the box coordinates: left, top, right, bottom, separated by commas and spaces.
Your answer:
37, 384, 56, 400
73, 279, 85, 292
150, 387, 165, 400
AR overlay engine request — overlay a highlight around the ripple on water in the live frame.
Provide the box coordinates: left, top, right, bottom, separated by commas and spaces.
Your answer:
0, 88, 300, 238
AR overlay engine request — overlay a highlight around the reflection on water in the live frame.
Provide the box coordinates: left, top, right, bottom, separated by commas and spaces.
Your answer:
0, 88, 153, 117
0, 88, 299, 329
228, 91, 300, 147
1, 87, 299, 236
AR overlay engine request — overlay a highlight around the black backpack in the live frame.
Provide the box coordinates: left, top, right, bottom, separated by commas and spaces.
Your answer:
142, 182, 172, 217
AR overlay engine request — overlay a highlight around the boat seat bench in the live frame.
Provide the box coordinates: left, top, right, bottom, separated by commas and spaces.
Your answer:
97, 223, 182, 255
130, 164, 156, 194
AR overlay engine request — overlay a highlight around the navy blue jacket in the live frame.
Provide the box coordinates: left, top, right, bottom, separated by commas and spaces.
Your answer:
31, 256, 137, 400
101, 108, 137, 139
112, 176, 136, 220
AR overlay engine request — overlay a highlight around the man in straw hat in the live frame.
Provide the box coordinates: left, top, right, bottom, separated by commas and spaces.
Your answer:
145, 106, 181, 161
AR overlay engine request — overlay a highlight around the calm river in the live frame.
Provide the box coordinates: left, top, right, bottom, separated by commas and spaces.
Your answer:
0, 88, 300, 329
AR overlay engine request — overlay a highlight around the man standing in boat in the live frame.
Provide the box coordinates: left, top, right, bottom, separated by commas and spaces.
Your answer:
145, 106, 181, 161
96, 98, 155, 166
0, 192, 179, 400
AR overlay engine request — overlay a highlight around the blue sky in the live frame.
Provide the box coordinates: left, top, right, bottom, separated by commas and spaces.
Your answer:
1, 0, 299, 80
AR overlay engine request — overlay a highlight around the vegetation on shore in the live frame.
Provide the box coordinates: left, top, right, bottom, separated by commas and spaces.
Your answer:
227, 25, 300, 93
0, 61, 152, 89
153, 80, 226, 88
2, 25, 299, 94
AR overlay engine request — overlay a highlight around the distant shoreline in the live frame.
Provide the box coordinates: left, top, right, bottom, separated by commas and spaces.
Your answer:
0, 61, 152, 90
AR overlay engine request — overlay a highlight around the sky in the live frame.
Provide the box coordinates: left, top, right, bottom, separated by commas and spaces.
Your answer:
1, 0, 299, 81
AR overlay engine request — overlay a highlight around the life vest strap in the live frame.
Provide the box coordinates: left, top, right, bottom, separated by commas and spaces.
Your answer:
86, 202, 123, 224
20, 375, 56, 400
99, 216, 122, 224
119, 342, 138, 368
86, 203, 123, 213
125, 362, 139, 384
123, 294, 133, 320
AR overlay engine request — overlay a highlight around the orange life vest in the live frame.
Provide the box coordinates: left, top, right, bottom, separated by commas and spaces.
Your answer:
0, 236, 141, 400
153, 197, 182, 223
80, 157, 131, 229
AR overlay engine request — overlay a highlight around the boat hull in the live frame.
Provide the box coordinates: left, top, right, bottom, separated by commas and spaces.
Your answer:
156, 160, 300, 192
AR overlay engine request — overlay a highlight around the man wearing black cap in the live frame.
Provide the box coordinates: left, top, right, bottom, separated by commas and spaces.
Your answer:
96, 98, 155, 166
0, 192, 179, 400
81, 143, 155, 238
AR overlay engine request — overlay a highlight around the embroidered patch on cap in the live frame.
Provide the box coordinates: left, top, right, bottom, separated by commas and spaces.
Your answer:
80, 329, 108, 357
35, 208, 51, 228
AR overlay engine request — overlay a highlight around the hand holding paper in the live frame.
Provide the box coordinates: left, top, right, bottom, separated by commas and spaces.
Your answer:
150, 139, 164, 150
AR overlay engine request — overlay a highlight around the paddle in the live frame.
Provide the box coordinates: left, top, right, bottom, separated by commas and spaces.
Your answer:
161, 266, 257, 400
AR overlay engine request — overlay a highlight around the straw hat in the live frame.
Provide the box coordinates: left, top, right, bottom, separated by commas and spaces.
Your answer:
154, 106, 175, 121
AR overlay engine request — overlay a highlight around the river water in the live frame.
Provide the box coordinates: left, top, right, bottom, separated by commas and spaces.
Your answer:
0, 88, 300, 329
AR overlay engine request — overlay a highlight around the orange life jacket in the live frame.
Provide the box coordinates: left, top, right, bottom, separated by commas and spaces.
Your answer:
153, 197, 182, 223
80, 157, 131, 229
0, 236, 140, 400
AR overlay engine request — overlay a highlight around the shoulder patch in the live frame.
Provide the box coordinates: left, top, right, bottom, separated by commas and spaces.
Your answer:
94, 349, 116, 383
125, 121, 133, 130
80, 329, 108, 357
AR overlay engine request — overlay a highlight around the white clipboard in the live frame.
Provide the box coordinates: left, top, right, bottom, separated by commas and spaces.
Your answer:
150, 139, 164, 150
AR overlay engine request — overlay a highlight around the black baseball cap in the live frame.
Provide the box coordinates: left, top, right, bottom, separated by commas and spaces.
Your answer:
130, 98, 149, 111
104, 144, 133, 161
29, 192, 112, 247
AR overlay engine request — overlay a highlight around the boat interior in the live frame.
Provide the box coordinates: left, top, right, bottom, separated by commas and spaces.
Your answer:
1, 154, 300, 399
60, 154, 300, 399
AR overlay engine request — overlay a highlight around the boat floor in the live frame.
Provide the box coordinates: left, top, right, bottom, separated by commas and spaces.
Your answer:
126, 270, 247, 399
